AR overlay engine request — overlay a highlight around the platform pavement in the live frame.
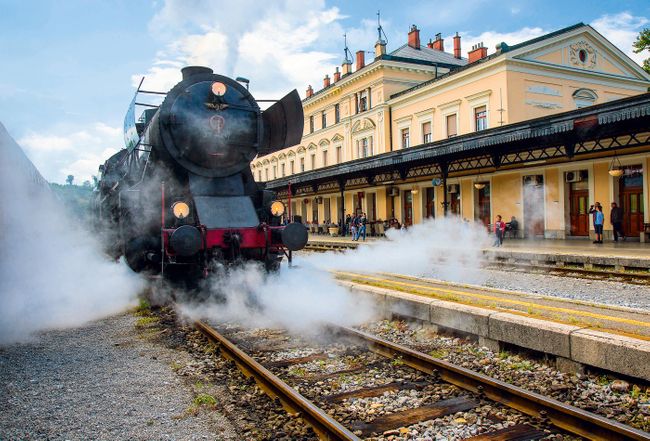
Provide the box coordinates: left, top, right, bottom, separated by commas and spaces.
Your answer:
306, 234, 650, 270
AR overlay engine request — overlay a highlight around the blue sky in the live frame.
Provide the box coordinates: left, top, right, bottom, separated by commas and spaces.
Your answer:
1, 0, 649, 183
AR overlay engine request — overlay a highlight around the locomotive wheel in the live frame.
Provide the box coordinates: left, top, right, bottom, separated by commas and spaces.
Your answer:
125, 236, 159, 272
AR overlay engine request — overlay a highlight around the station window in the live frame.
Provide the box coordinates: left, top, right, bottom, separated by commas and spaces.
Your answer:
309, 115, 314, 133
300, 157, 305, 172
358, 90, 369, 113
273, 165, 277, 179
281, 163, 285, 177
446, 114, 458, 138
265, 169, 269, 180
334, 104, 340, 123
474, 106, 487, 131
290, 160, 294, 174
311, 154, 316, 170
336, 146, 342, 163
401, 128, 410, 148
322, 151, 328, 167
422, 122, 432, 143
321, 111, 327, 129
258, 170, 262, 181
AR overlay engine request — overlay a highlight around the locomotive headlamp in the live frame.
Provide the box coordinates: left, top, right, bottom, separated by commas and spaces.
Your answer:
172, 201, 191, 219
270, 200, 285, 217
211, 82, 227, 96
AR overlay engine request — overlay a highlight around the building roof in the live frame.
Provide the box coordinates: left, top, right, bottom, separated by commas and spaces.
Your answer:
389, 44, 467, 67
390, 23, 587, 100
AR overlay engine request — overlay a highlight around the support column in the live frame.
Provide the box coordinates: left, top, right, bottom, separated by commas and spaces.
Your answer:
441, 163, 449, 215
339, 179, 346, 235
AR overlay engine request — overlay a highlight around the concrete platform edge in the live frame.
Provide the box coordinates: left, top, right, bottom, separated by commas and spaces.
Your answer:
340, 280, 650, 381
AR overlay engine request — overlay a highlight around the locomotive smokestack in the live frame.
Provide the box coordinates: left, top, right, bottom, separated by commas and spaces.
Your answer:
181, 66, 214, 80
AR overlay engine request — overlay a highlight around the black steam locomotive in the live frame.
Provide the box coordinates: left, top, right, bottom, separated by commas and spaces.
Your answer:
95, 66, 307, 278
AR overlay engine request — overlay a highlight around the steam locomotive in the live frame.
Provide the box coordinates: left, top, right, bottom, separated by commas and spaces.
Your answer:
95, 66, 307, 278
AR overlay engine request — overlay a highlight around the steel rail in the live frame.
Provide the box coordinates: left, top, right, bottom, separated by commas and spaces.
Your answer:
334, 325, 650, 441
195, 321, 360, 441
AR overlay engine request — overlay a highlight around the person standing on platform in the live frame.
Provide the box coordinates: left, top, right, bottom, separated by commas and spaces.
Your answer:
591, 204, 604, 244
355, 212, 367, 241
610, 202, 625, 242
344, 214, 351, 236
350, 214, 358, 241
494, 215, 506, 247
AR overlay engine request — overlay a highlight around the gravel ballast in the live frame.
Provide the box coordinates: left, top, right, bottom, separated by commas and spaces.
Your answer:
0, 312, 238, 440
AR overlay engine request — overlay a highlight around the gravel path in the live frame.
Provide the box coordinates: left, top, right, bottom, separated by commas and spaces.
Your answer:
421, 265, 650, 310
0, 313, 237, 440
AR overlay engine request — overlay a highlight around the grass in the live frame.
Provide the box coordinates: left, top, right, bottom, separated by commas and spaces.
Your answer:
183, 393, 218, 417
288, 367, 307, 377
391, 357, 404, 366
170, 361, 183, 372
134, 298, 152, 317
135, 316, 159, 328
429, 349, 448, 359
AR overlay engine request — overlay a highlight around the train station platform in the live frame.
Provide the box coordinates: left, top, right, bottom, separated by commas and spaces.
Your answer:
306, 234, 650, 270
335, 271, 650, 380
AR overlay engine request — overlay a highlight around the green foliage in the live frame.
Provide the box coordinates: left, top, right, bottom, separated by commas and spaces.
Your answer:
633, 28, 650, 73
193, 393, 217, 407
135, 316, 159, 328
49, 182, 94, 223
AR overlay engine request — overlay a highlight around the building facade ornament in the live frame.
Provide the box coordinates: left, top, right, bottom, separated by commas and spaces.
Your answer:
569, 41, 596, 69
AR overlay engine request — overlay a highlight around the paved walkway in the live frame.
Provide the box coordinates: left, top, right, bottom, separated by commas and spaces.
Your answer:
307, 234, 650, 262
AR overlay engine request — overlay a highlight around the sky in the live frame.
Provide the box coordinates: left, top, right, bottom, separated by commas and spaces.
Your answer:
1, 0, 649, 184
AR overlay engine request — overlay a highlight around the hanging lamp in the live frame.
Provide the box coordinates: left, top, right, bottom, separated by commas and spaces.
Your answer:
608, 152, 624, 177
473, 174, 486, 189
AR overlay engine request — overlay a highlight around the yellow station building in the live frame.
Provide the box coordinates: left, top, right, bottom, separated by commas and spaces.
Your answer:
253, 23, 650, 240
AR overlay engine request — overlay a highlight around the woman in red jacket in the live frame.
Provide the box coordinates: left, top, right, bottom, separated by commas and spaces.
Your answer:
494, 215, 506, 247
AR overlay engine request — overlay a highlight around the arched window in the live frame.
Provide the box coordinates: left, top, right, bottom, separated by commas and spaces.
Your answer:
573, 88, 597, 108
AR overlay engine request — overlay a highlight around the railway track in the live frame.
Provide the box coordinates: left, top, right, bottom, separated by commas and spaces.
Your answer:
303, 242, 650, 285
195, 320, 650, 441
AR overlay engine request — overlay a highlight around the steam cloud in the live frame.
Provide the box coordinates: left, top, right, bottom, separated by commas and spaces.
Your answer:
179, 217, 489, 333
0, 122, 145, 345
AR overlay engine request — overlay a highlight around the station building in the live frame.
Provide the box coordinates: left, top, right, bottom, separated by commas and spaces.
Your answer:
253, 23, 650, 240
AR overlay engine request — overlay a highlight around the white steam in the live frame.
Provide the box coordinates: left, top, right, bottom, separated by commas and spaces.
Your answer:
0, 122, 145, 345
179, 217, 489, 333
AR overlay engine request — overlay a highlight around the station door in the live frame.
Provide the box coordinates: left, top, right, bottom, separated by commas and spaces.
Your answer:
425, 188, 435, 219
569, 188, 589, 236
403, 190, 413, 226
523, 175, 544, 237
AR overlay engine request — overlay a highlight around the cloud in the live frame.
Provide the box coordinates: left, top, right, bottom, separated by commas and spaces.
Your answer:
134, 0, 349, 100
591, 12, 649, 66
18, 122, 123, 184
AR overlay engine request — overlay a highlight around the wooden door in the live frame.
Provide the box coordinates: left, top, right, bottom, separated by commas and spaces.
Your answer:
403, 190, 413, 226
621, 187, 644, 237
477, 185, 491, 227
523, 176, 544, 237
449, 192, 461, 216
425, 188, 435, 218
569, 189, 589, 236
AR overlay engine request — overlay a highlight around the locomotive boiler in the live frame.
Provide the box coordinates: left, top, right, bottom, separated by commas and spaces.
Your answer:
95, 66, 307, 278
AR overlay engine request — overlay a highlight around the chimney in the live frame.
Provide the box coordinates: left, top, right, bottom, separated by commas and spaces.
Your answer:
453, 32, 461, 59
468, 42, 488, 63
375, 40, 386, 58
356, 50, 365, 71
306, 85, 313, 98
426, 39, 434, 49
333, 67, 341, 82
408, 25, 420, 49
342, 59, 352, 75
432, 33, 444, 51
323, 75, 331, 88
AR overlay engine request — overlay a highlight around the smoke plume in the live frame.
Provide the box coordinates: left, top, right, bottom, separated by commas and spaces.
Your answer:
0, 122, 145, 345
179, 217, 489, 333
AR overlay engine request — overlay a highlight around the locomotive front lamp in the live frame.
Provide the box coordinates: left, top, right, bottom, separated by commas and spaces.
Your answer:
172, 201, 191, 219
270, 200, 285, 217
211, 82, 227, 96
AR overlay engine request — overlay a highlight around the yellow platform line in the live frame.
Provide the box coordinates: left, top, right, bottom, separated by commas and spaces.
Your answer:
334, 271, 650, 329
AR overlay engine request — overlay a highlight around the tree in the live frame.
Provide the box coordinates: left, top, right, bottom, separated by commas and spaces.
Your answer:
633, 28, 650, 74
83, 180, 91, 188
66, 175, 74, 185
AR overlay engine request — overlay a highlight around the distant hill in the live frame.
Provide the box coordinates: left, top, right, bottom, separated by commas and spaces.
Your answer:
49, 183, 95, 223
